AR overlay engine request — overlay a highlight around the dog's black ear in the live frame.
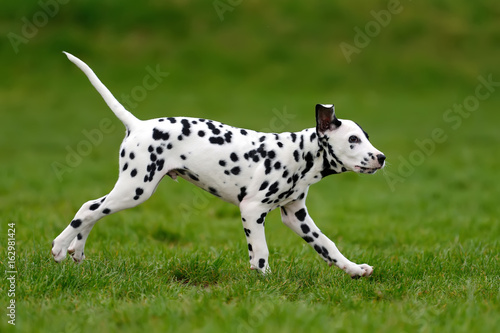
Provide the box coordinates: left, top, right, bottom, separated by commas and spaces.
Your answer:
316, 104, 341, 134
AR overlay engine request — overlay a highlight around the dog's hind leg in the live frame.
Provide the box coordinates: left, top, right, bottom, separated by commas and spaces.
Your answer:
52, 153, 165, 263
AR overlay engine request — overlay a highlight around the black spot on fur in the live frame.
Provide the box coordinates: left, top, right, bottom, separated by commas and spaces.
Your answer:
209, 137, 225, 145
320, 169, 338, 178
303, 236, 314, 243
103, 208, 111, 214
219, 160, 226, 167
181, 119, 191, 136
240, 129, 248, 135
265, 181, 279, 197
259, 181, 269, 191
248, 243, 253, 251
295, 208, 307, 221
198, 130, 205, 137
224, 132, 233, 143
231, 167, 241, 175
129, 152, 135, 159
167, 117, 176, 123
237, 187, 247, 202
134, 187, 144, 200
230, 153, 239, 162
157, 159, 164, 171
300, 152, 314, 178
257, 213, 266, 224
90, 203, 100, 211
152, 128, 170, 141
244, 228, 251, 237
121, 149, 125, 157
264, 159, 272, 175
257, 145, 267, 158
77, 233, 83, 240
300, 224, 310, 234
293, 150, 300, 162
259, 258, 266, 269
206, 121, 219, 134
71, 219, 82, 228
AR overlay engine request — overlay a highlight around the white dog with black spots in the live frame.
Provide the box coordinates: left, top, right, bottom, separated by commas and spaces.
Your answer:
52, 53, 386, 279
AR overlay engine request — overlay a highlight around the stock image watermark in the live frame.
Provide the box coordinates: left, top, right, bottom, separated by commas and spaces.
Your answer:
120, 65, 170, 110
7, 0, 70, 54
339, 0, 408, 64
237, 302, 275, 333
213, 0, 243, 21
5, 222, 17, 326
384, 74, 499, 191
51, 118, 116, 181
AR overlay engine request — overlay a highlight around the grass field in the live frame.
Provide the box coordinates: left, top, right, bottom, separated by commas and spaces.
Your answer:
1, 1, 499, 332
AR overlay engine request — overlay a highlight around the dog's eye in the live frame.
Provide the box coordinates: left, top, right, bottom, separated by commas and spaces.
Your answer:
348, 135, 360, 144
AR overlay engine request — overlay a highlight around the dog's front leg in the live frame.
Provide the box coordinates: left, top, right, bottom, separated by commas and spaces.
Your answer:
281, 199, 373, 279
239, 200, 271, 274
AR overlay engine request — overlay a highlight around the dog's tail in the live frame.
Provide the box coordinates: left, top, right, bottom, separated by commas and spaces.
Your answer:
63, 52, 140, 130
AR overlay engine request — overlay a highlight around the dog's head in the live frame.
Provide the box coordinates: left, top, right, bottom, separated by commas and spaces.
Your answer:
316, 104, 385, 175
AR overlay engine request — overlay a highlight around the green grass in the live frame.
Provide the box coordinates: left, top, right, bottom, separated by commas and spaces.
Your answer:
1, 1, 500, 332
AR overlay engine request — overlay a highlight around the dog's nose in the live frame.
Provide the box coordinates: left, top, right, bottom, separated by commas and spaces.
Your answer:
377, 154, 386, 165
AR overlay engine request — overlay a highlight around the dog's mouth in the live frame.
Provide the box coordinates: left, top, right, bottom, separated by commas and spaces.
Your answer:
354, 165, 382, 174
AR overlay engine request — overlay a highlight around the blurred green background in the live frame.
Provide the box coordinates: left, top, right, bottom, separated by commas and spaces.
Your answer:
1, 1, 499, 332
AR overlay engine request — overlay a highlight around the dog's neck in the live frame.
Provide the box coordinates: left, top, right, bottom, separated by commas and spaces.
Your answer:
285, 128, 346, 188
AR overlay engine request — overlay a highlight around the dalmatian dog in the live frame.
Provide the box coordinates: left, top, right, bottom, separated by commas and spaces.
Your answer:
52, 52, 386, 279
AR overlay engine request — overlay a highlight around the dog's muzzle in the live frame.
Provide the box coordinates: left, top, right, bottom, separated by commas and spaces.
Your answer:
355, 153, 386, 174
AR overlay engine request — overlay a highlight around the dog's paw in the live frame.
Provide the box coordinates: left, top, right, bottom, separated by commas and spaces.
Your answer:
250, 263, 271, 275
67, 237, 86, 263
51, 241, 68, 263
70, 250, 86, 263
346, 263, 373, 279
